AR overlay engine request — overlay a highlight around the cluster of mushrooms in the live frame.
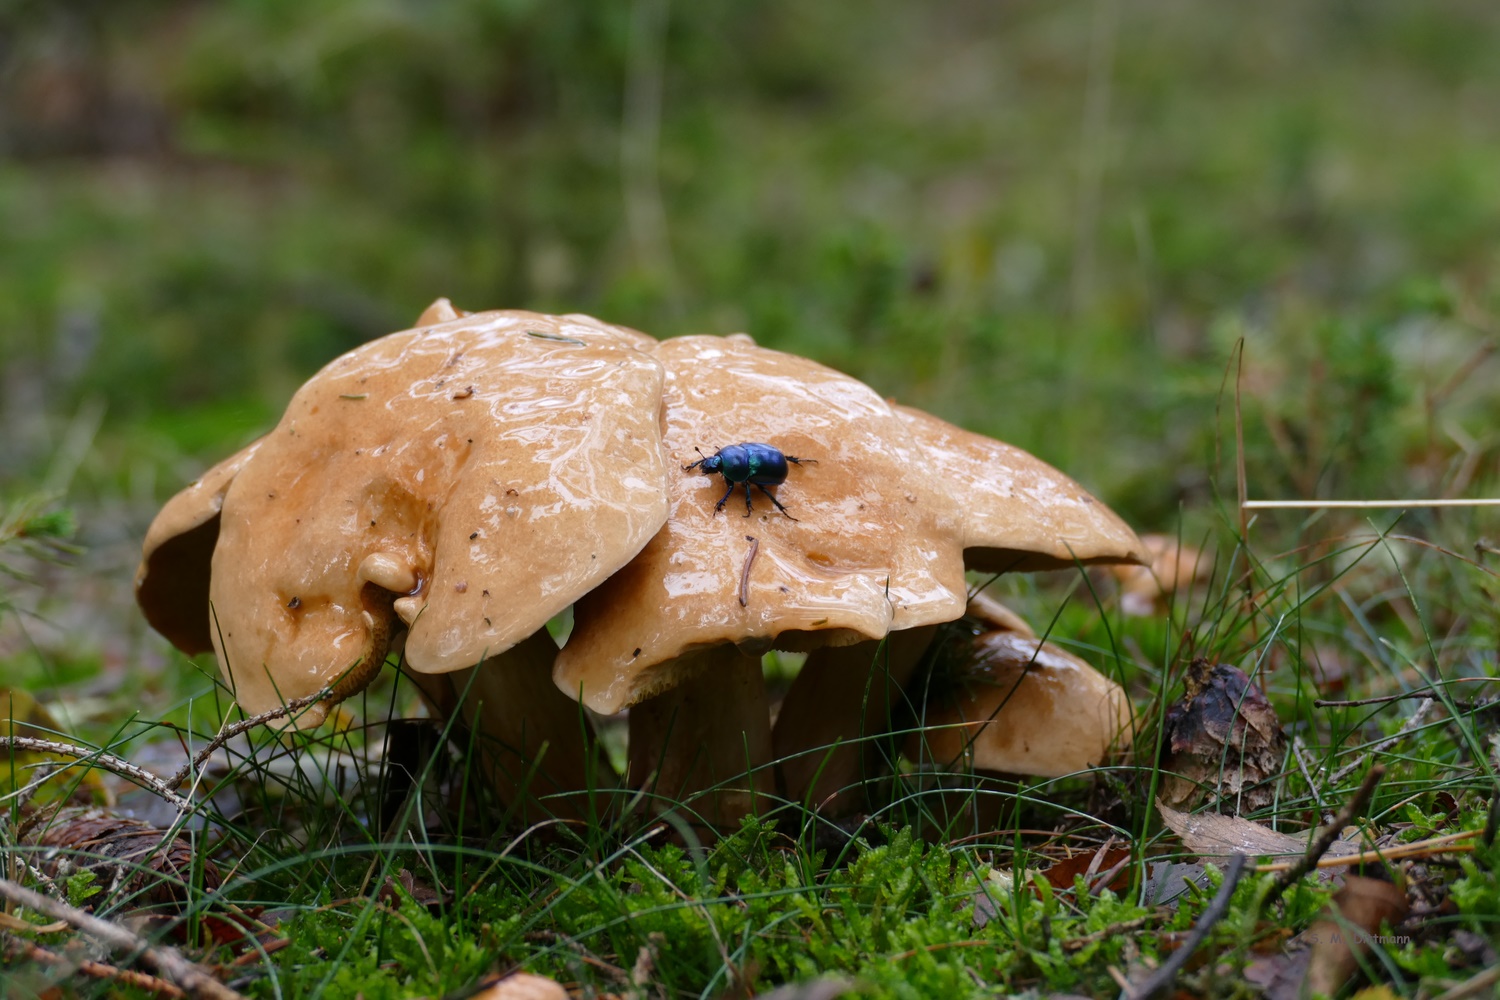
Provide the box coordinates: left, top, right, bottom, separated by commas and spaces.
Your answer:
135, 301, 1144, 831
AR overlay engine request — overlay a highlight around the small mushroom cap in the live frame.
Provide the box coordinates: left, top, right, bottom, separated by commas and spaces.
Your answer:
894, 405, 1144, 573
204, 310, 670, 717
135, 439, 264, 655
555, 335, 971, 714
1110, 533, 1211, 616
965, 592, 1035, 637
910, 631, 1133, 777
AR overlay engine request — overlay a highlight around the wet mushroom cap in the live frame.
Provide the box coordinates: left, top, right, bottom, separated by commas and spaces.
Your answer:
555, 335, 971, 715
909, 630, 1134, 777
894, 405, 1143, 573
135, 439, 264, 654
192, 309, 669, 719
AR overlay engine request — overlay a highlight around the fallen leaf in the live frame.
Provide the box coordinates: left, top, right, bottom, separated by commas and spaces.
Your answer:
1247, 876, 1409, 1000
1140, 861, 1211, 906
1159, 660, 1287, 813
1160, 803, 1329, 860
1304, 877, 1409, 996
1042, 845, 1133, 894
971, 868, 1017, 929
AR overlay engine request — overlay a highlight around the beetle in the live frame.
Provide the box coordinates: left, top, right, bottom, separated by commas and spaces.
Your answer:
684, 442, 816, 520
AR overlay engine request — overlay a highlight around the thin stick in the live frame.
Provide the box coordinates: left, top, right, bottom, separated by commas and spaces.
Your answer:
1289, 737, 1326, 817
0, 877, 245, 1000
1254, 828, 1478, 872
165, 688, 330, 790
1266, 765, 1384, 904
1061, 914, 1157, 952
1120, 853, 1246, 1000
1330, 702, 1433, 785
1315, 679, 1497, 708
1244, 498, 1500, 510
5, 938, 188, 999
738, 536, 759, 609
1434, 963, 1500, 1000
0, 737, 190, 811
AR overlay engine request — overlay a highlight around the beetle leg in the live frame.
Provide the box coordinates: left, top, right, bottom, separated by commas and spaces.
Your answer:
785, 456, 818, 466
743, 483, 755, 517
756, 484, 798, 521
714, 481, 736, 514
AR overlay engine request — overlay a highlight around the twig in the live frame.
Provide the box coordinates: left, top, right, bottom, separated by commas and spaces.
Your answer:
165, 688, 330, 790
0, 737, 190, 812
0, 877, 244, 1000
1291, 736, 1326, 816
5, 937, 187, 999
1243, 498, 1500, 509
522, 929, 630, 982
1061, 914, 1158, 952
1330, 701, 1434, 785
1266, 765, 1385, 904
1119, 853, 1246, 1000
1254, 828, 1478, 872
738, 536, 759, 608
1433, 963, 1500, 1000
1315, 678, 1497, 708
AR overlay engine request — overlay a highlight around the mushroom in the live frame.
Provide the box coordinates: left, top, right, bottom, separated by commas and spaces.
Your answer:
136, 439, 263, 656
964, 591, 1035, 637
771, 406, 1143, 810
136, 304, 671, 817
906, 630, 1134, 776
554, 334, 977, 828
1108, 533, 1212, 617
902, 625, 1134, 832
892, 404, 1144, 574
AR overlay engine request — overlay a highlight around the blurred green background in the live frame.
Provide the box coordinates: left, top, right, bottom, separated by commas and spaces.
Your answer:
3, 0, 1498, 529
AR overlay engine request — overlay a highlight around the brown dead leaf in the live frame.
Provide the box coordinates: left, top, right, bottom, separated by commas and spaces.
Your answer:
1159, 659, 1287, 813
1042, 845, 1133, 895
1157, 803, 1360, 868
377, 868, 447, 910
1304, 877, 1409, 998
23, 806, 221, 911
1246, 876, 1409, 1000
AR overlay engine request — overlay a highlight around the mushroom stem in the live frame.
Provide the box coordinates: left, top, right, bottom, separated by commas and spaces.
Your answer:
450, 629, 615, 824
772, 625, 939, 812
627, 647, 773, 831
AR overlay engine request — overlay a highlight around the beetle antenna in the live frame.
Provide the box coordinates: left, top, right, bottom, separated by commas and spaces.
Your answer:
683, 445, 710, 472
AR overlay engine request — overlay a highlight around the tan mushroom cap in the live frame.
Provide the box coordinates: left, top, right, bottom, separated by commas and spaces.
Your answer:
1110, 533, 1211, 617
206, 309, 670, 718
135, 439, 264, 654
555, 335, 971, 715
909, 631, 1134, 777
964, 591, 1036, 637
894, 405, 1143, 573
